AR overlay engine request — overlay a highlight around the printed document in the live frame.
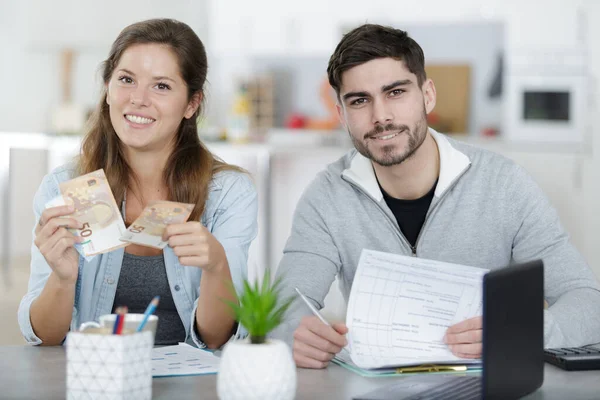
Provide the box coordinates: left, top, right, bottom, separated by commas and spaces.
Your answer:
152, 343, 220, 377
346, 249, 488, 369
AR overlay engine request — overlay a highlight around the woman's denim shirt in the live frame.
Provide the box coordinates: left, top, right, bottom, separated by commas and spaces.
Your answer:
18, 163, 258, 347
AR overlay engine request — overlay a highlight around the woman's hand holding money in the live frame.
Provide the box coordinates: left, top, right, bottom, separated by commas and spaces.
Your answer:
163, 221, 227, 272
34, 204, 84, 284
165, 221, 236, 348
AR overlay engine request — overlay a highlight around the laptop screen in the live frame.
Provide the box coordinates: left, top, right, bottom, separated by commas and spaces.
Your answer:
482, 259, 545, 399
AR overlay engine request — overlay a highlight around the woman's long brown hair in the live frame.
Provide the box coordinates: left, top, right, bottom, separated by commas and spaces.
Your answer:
77, 18, 242, 221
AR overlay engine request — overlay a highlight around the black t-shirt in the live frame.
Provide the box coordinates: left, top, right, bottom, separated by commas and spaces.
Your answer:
380, 180, 438, 248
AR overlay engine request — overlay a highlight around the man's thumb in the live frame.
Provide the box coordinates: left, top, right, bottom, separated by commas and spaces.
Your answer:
332, 322, 349, 335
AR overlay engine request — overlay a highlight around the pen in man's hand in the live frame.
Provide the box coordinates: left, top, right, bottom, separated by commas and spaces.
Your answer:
295, 287, 331, 326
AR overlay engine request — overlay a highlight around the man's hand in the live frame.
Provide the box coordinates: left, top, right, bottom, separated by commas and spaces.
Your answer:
293, 316, 348, 369
444, 316, 482, 359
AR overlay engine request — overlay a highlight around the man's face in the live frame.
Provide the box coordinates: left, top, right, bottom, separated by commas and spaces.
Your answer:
336, 58, 436, 167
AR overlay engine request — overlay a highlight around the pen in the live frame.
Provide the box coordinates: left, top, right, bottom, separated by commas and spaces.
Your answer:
295, 287, 330, 326
395, 365, 469, 374
136, 296, 160, 332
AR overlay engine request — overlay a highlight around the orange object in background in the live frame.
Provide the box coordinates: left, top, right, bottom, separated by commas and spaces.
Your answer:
304, 78, 340, 130
427, 112, 440, 125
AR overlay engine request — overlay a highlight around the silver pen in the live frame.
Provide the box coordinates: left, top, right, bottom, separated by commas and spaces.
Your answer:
295, 287, 331, 326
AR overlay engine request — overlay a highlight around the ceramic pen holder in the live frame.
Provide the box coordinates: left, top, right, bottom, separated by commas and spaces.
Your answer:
66, 328, 153, 400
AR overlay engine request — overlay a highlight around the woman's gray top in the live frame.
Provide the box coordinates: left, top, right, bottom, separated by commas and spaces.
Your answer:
112, 252, 187, 345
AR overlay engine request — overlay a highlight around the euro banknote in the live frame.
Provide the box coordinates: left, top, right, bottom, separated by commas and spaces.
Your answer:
45, 169, 128, 260
119, 200, 195, 249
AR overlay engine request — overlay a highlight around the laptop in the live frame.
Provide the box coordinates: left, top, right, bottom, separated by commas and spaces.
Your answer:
353, 259, 545, 400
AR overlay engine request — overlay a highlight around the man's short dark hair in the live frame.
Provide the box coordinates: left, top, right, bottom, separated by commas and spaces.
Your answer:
327, 24, 427, 98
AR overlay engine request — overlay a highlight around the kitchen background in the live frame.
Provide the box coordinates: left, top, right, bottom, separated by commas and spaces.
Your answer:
1, 0, 600, 345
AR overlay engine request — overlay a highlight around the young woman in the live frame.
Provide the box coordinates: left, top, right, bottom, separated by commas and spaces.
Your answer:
18, 19, 257, 348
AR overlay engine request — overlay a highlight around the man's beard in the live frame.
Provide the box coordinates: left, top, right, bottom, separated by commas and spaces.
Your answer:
349, 108, 428, 167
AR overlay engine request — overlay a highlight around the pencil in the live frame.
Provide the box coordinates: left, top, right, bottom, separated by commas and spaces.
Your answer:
112, 309, 121, 334
113, 306, 128, 335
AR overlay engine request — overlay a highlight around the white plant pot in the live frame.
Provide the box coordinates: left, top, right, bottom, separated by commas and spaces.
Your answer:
217, 338, 297, 400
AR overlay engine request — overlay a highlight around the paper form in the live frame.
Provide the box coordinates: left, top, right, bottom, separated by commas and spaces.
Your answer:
152, 343, 220, 377
346, 249, 488, 369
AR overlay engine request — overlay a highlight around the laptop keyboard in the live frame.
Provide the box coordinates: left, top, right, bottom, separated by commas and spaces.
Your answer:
404, 376, 482, 400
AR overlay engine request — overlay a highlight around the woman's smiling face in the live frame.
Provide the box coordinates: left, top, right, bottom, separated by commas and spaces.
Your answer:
106, 43, 199, 153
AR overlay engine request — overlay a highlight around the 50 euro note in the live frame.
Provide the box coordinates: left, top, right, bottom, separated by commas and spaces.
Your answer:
120, 200, 195, 249
45, 169, 129, 261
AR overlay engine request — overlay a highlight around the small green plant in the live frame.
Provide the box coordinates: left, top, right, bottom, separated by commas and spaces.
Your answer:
225, 269, 294, 344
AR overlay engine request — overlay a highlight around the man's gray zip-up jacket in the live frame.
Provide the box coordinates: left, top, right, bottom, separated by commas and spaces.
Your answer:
272, 129, 600, 349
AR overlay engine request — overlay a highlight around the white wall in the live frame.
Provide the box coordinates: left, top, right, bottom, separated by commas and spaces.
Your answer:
206, 0, 586, 54
0, 0, 209, 133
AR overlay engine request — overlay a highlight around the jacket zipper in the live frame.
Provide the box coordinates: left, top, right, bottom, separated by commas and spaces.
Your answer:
345, 180, 415, 255
344, 164, 471, 257
411, 165, 471, 255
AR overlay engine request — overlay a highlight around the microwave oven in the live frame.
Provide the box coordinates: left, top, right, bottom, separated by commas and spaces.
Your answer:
505, 72, 588, 143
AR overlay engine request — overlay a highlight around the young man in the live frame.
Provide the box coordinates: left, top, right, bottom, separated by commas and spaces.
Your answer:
271, 24, 600, 369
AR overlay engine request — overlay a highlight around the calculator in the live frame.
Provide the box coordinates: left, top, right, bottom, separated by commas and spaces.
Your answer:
544, 346, 600, 371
